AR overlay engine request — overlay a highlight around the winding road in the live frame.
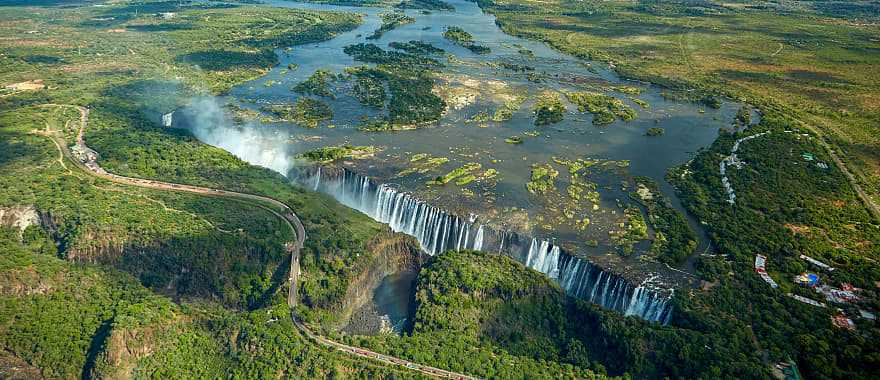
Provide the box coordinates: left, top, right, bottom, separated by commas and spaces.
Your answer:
45, 104, 476, 380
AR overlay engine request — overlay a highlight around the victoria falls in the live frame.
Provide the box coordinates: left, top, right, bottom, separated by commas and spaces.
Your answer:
2, 0, 879, 378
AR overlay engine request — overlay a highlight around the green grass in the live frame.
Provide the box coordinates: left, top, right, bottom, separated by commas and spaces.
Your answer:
478, 0, 880, 205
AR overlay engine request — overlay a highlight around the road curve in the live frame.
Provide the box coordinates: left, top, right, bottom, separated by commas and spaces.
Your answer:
49, 104, 476, 380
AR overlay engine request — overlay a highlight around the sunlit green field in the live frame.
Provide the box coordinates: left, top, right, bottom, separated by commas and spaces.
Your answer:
480, 0, 880, 203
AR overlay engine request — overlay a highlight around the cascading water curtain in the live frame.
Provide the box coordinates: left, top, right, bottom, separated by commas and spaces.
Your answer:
304, 166, 673, 324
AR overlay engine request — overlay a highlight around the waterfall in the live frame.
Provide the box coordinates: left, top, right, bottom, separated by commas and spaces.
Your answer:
162, 112, 174, 127
473, 225, 484, 251
313, 166, 322, 191
301, 166, 674, 323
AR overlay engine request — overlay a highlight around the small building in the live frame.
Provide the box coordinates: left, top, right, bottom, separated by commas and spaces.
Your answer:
831, 314, 855, 330
794, 273, 819, 287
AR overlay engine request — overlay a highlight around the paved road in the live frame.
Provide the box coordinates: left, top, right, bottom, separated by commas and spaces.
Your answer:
49, 104, 476, 380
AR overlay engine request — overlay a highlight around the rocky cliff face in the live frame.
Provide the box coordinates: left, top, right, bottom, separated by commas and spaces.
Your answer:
0, 205, 41, 236
334, 231, 424, 330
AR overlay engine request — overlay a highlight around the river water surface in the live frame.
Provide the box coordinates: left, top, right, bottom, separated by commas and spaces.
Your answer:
180, 0, 742, 325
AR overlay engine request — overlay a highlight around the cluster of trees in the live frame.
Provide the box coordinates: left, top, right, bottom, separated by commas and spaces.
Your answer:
396, 0, 454, 11
367, 12, 415, 40
667, 107, 880, 379
565, 91, 636, 126
342, 44, 446, 129
261, 97, 333, 128
352, 250, 773, 379
632, 177, 697, 264
443, 26, 491, 54
533, 91, 565, 125
293, 69, 337, 98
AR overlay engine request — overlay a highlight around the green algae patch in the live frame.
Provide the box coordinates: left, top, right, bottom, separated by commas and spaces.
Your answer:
565, 91, 636, 126
629, 97, 650, 109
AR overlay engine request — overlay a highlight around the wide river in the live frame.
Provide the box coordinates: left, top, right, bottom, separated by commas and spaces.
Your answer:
180, 0, 743, 325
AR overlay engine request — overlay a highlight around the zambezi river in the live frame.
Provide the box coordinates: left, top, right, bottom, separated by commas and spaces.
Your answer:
177, 0, 745, 325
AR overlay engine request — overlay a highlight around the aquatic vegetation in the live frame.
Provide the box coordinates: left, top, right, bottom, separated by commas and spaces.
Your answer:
346, 66, 387, 108
224, 103, 260, 124
533, 91, 565, 126
260, 98, 332, 128
427, 162, 482, 185
398, 155, 449, 176
629, 97, 650, 109
610, 206, 649, 254
443, 26, 491, 54
565, 91, 636, 126
505, 136, 524, 144
299, 145, 380, 163
526, 163, 559, 194
735, 106, 751, 126
292, 69, 336, 98
611, 85, 642, 95
367, 12, 415, 40
646, 127, 665, 136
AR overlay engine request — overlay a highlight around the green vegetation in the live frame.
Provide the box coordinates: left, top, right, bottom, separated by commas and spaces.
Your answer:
293, 69, 336, 98
347, 66, 387, 108
396, 0, 454, 11
343, 43, 439, 67
533, 90, 565, 126
261, 97, 333, 128
350, 251, 608, 379
343, 44, 446, 129
479, 0, 880, 208
1, 2, 359, 94
632, 177, 696, 264
442, 25, 473, 44
0, 228, 413, 379
388, 40, 445, 55
443, 26, 491, 54
300, 145, 381, 163
565, 91, 636, 126
646, 127, 664, 136
398, 154, 450, 176
352, 250, 780, 379
665, 109, 880, 379
427, 162, 482, 186
367, 12, 415, 40
526, 163, 559, 194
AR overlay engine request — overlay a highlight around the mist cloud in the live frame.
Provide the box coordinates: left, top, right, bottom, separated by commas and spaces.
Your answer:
181, 96, 299, 176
